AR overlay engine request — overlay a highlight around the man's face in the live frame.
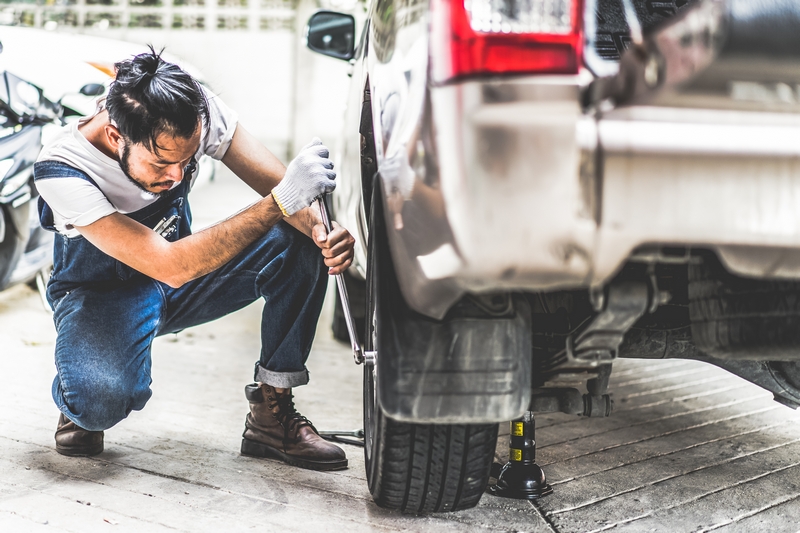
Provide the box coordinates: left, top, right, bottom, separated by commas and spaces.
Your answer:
118, 127, 202, 195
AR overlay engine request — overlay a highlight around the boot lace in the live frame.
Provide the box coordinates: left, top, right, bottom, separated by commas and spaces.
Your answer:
267, 392, 316, 444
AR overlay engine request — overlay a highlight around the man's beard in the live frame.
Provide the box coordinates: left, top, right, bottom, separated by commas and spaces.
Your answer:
119, 144, 173, 196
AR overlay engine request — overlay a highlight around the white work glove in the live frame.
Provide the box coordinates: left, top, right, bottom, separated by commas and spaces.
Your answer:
271, 138, 336, 216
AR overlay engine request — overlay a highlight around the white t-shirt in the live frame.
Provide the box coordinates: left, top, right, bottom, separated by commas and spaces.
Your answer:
36, 88, 238, 237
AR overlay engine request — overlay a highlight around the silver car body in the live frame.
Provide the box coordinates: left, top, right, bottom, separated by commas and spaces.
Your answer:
335, 0, 800, 320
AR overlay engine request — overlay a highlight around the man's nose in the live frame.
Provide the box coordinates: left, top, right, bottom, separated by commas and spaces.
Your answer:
165, 163, 184, 182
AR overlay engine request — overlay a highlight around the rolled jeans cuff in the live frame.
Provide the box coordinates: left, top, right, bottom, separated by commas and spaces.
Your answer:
254, 363, 309, 388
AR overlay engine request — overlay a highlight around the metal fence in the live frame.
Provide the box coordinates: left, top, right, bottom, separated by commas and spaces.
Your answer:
0, 0, 300, 31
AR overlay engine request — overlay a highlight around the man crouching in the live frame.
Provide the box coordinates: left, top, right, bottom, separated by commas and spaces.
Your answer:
34, 48, 354, 470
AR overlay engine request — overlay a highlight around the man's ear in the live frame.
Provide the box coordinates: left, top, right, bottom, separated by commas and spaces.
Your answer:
105, 124, 123, 151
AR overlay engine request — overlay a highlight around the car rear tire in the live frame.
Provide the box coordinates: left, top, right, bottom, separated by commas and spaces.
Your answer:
363, 178, 497, 513
689, 252, 800, 358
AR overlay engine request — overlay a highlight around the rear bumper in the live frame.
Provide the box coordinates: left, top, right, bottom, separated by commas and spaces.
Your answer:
385, 74, 800, 318
597, 105, 800, 284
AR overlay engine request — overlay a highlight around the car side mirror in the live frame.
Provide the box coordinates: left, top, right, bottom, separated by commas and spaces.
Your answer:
306, 11, 355, 61
79, 83, 105, 97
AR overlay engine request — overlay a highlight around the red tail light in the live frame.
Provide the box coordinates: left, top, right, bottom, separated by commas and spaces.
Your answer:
431, 0, 584, 83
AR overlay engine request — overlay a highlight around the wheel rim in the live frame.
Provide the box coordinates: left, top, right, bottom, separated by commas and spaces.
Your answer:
363, 354, 377, 465
363, 234, 379, 469
364, 179, 382, 480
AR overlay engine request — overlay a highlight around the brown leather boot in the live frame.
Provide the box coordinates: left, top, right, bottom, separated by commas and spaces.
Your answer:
240, 383, 347, 471
55, 413, 104, 457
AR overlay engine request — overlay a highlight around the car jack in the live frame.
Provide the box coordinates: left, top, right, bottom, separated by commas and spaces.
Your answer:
489, 411, 552, 500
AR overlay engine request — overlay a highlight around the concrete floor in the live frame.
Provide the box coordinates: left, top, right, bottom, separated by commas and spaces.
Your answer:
2, 170, 800, 532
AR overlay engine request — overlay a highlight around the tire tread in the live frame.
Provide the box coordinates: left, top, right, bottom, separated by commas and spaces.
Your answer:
372, 416, 497, 513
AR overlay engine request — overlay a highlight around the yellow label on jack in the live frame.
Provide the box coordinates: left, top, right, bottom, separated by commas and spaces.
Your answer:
511, 448, 522, 462
512, 422, 524, 436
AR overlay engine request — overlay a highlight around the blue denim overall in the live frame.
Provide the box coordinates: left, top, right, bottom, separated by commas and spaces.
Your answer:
34, 160, 327, 431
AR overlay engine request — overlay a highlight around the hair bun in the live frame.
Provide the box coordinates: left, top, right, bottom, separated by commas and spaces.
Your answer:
139, 57, 158, 79
130, 45, 164, 85
143, 59, 158, 76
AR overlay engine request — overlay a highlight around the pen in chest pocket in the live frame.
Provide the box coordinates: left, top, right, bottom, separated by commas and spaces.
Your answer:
153, 215, 179, 238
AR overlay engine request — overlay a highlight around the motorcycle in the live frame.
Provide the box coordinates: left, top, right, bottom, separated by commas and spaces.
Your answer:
0, 69, 61, 302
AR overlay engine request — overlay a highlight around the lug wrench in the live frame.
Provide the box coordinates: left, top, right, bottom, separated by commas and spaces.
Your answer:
317, 429, 365, 447
316, 196, 375, 447
317, 196, 367, 365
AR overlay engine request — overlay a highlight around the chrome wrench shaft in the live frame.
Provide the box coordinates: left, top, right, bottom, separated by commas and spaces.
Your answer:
317, 197, 365, 364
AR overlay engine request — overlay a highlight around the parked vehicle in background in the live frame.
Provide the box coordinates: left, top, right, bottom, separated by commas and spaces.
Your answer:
0, 27, 220, 302
0, 67, 60, 297
0, 26, 148, 301
307, 0, 800, 513
0, 27, 206, 114
0, 26, 217, 178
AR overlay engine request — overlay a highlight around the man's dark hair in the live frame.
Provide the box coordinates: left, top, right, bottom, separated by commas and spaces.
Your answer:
106, 46, 209, 154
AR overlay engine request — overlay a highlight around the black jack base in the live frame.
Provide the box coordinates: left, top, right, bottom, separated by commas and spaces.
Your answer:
489, 411, 553, 500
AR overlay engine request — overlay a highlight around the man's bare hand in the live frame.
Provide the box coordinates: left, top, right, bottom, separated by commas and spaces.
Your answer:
313, 221, 355, 275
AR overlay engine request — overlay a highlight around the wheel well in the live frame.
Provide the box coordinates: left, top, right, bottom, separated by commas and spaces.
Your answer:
359, 77, 378, 223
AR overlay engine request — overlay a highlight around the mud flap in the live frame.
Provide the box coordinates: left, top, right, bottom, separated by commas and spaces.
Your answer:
377, 293, 532, 424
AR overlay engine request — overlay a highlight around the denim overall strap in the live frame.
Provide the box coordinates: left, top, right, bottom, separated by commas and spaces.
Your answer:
33, 159, 195, 304
34, 161, 100, 232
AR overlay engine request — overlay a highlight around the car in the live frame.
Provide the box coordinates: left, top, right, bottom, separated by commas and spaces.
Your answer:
306, 0, 800, 514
